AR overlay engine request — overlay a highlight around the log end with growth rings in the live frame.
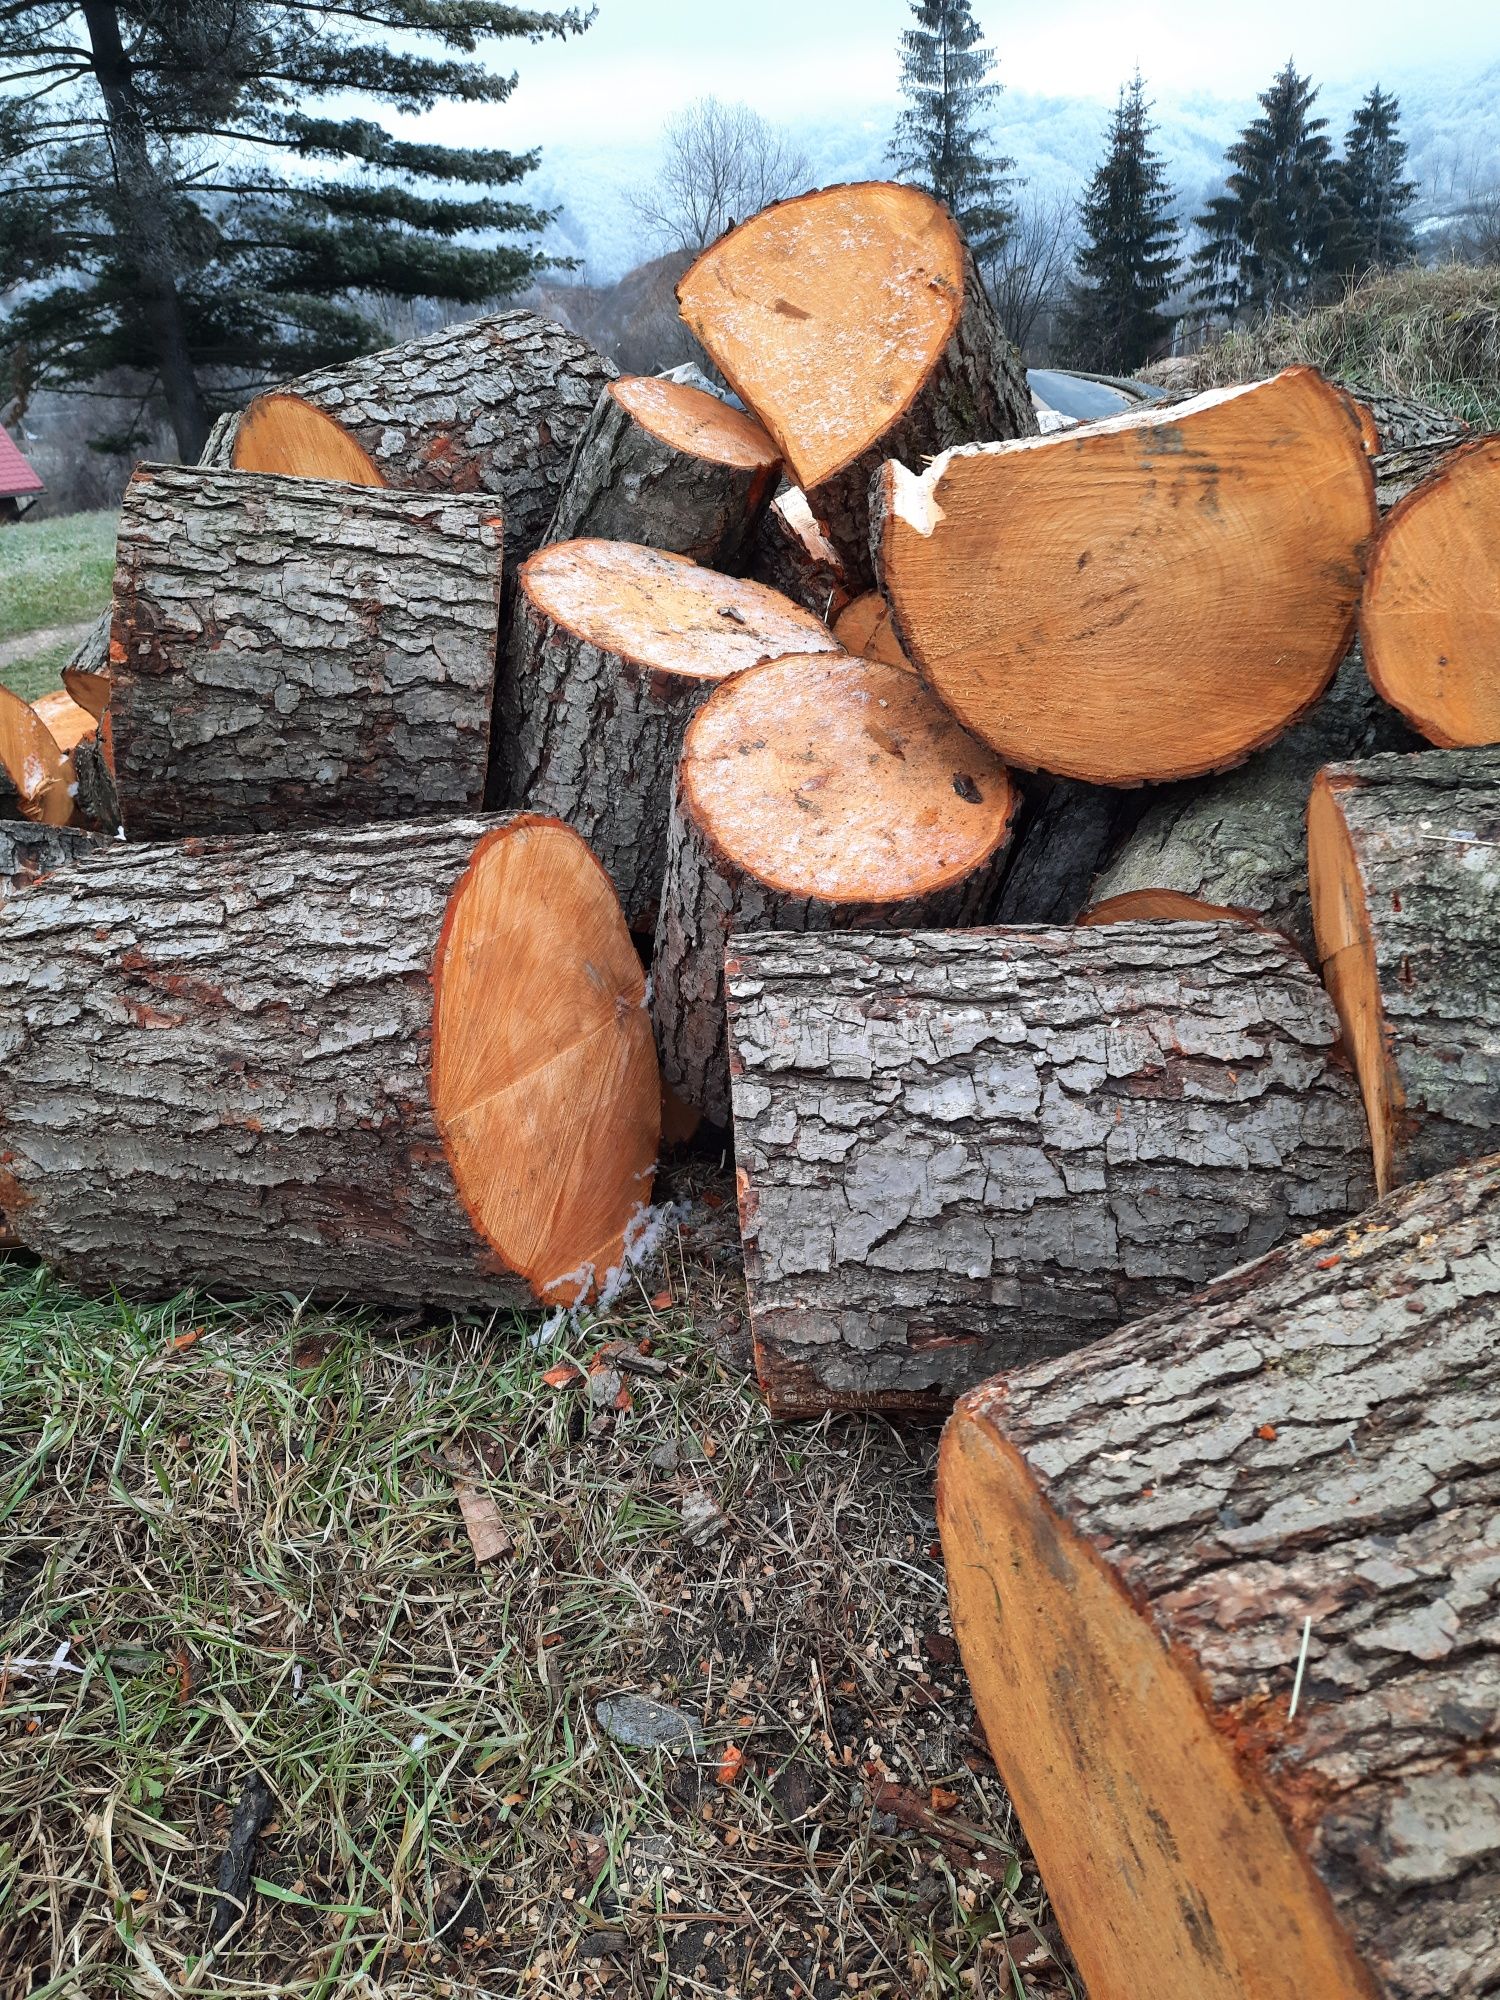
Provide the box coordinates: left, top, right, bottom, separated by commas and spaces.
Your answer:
610, 375, 781, 483
229, 392, 388, 487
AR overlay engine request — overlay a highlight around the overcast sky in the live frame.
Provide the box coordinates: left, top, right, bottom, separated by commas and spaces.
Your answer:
490, 0, 1500, 148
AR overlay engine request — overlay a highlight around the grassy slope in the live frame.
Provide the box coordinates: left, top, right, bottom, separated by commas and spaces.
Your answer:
0, 510, 116, 644
0, 1176, 1074, 2000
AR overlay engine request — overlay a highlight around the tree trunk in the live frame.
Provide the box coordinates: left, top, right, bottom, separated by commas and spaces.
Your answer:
652, 652, 1020, 1129
0, 814, 659, 1308
99, 463, 503, 837
1083, 655, 1417, 958
204, 311, 616, 571
990, 776, 1142, 924
1309, 746, 1500, 1196
499, 540, 842, 932
679, 182, 1035, 588
728, 923, 1373, 1417
747, 488, 851, 621
0, 823, 97, 900
939, 1154, 1500, 2000
545, 376, 781, 570
875, 368, 1377, 785
1360, 437, 1500, 747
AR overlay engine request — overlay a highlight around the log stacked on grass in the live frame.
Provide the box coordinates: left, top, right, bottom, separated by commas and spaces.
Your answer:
832, 592, 911, 671
0, 823, 97, 900
202, 309, 615, 568
1360, 437, 1500, 746
939, 1154, 1500, 2000
100, 464, 504, 838
545, 375, 781, 569
1309, 747, 1500, 1195
0, 815, 659, 1307
748, 487, 850, 620
655, 654, 1018, 1129
0, 684, 74, 826
728, 924, 1373, 1417
874, 368, 1377, 784
1083, 655, 1416, 956
678, 182, 1035, 588
501, 540, 843, 931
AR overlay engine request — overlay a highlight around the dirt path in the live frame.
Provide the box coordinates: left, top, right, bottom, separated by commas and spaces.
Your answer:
0, 615, 95, 672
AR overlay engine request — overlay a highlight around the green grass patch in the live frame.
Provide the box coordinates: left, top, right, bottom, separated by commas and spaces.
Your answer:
0, 509, 116, 644
0, 636, 78, 701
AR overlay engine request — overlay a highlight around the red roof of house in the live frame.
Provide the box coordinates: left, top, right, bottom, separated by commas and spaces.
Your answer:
0, 424, 44, 500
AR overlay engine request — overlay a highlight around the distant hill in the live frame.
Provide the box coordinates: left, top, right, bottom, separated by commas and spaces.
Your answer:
523, 59, 1500, 282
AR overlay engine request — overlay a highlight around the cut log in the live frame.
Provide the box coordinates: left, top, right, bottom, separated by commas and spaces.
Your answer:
0, 684, 74, 826
0, 823, 97, 900
656, 654, 1017, 1130
101, 464, 504, 838
203, 309, 615, 569
32, 689, 97, 758
1373, 435, 1468, 513
500, 539, 841, 931
0, 814, 659, 1307
989, 777, 1143, 924
678, 182, 1036, 587
61, 609, 112, 719
1309, 746, 1500, 1196
1361, 388, 1470, 454
1083, 655, 1417, 958
747, 487, 850, 621
832, 592, 912, 671
939, 1154, 1500, 2000
545, 375, 781, 570
727, 923, 1372, 1417
875, 368, 1377, 785
1360, 437, 1500, 746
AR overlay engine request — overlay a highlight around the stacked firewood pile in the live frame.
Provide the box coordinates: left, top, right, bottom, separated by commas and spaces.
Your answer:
2, 180, 1499, 1997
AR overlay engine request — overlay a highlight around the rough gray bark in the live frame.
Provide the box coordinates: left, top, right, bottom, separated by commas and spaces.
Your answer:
105, 464, 503, 837
1314, 747, 1500, 1190
990, 777, 1142, 924
203, 311, 615, 569
1361, 390, 1469, 454
748, 489, 851, 621
1373, 436, 1470, 512
60, 609, 112, 718
0, 823, 98, 900
1084, 655, 1417, 957
943, 1154, 1500, 2000
71, 731, 119, 833
727, 924, 1374, 1416
0, 817, 587, 1308
545, 379, 781, 569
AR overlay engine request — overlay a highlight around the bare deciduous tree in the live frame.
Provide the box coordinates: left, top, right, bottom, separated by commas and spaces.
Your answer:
984, 192, 1077, 358
631, 98, 812, 254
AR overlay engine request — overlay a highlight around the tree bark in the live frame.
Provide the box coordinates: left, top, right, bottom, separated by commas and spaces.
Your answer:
0, 814, 659, 1309
0, 823, 97, 900
205, 311, 615, 571
727, 923, 1373, 1417
61, 609, 112, 719
499, 541, 841, 932
990, 776, 1143, 924
654, 656, 1018, 1130
1310, 746, 1500, 1196
1084, 655, 1417, 958
101, 463, 503, 837
545, 376, 781, 570
747, 488, 851, 621
939, 1154, 1500, 2000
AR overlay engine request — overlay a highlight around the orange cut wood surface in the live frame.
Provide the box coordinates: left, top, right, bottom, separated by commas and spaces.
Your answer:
680, 651, 1016, 903
833, 592, 913, 672
32, 690, 97, 755
877, 368, 1376, 786
231, 392, 387, 487
1079, 887, 1258, 928
677, 182, 967, 490
1359, 436, 1500, 747
0, 685, 74, 825
611, 376, 781, 474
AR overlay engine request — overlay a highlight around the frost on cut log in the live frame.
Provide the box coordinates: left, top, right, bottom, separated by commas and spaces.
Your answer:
0, 823, 97, 900
1309, 746, 1500, 1195
0, 815, 659, 1308
654, 652, 1017, 1130
1084, 654, 1416, 958
204, 309, 615, 569
678, 182, 1035, 589
875, 367, 1377, 785
1360, 437, 1500, 747
501, 540, 842, 932
545, 376, 781, 571
939, 1155, 1500, 2000
99, 464, 503, 838
748, 487, 851, 620
728, 923, 1372, 1417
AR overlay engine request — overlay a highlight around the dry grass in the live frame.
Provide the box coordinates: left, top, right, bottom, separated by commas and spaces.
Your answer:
1149, 263, 1500, 429
0, 1166, 1074, 2000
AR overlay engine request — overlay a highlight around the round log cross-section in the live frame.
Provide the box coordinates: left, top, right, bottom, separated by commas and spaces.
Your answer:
874, 367, 1377, 786
678, 182, 1036, 587
0, 814, 660, 1309
500, 539, 843, 931
546, 375, 782, 570
651, 651, 1018, 1127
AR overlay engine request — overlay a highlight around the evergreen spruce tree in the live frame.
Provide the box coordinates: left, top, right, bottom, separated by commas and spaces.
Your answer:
1193, 61, 1335, 317
1064, 74, 1180, 373
888, 0, 1014, 261
1329, 86, 1418, 274
0, 2, 590, 460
